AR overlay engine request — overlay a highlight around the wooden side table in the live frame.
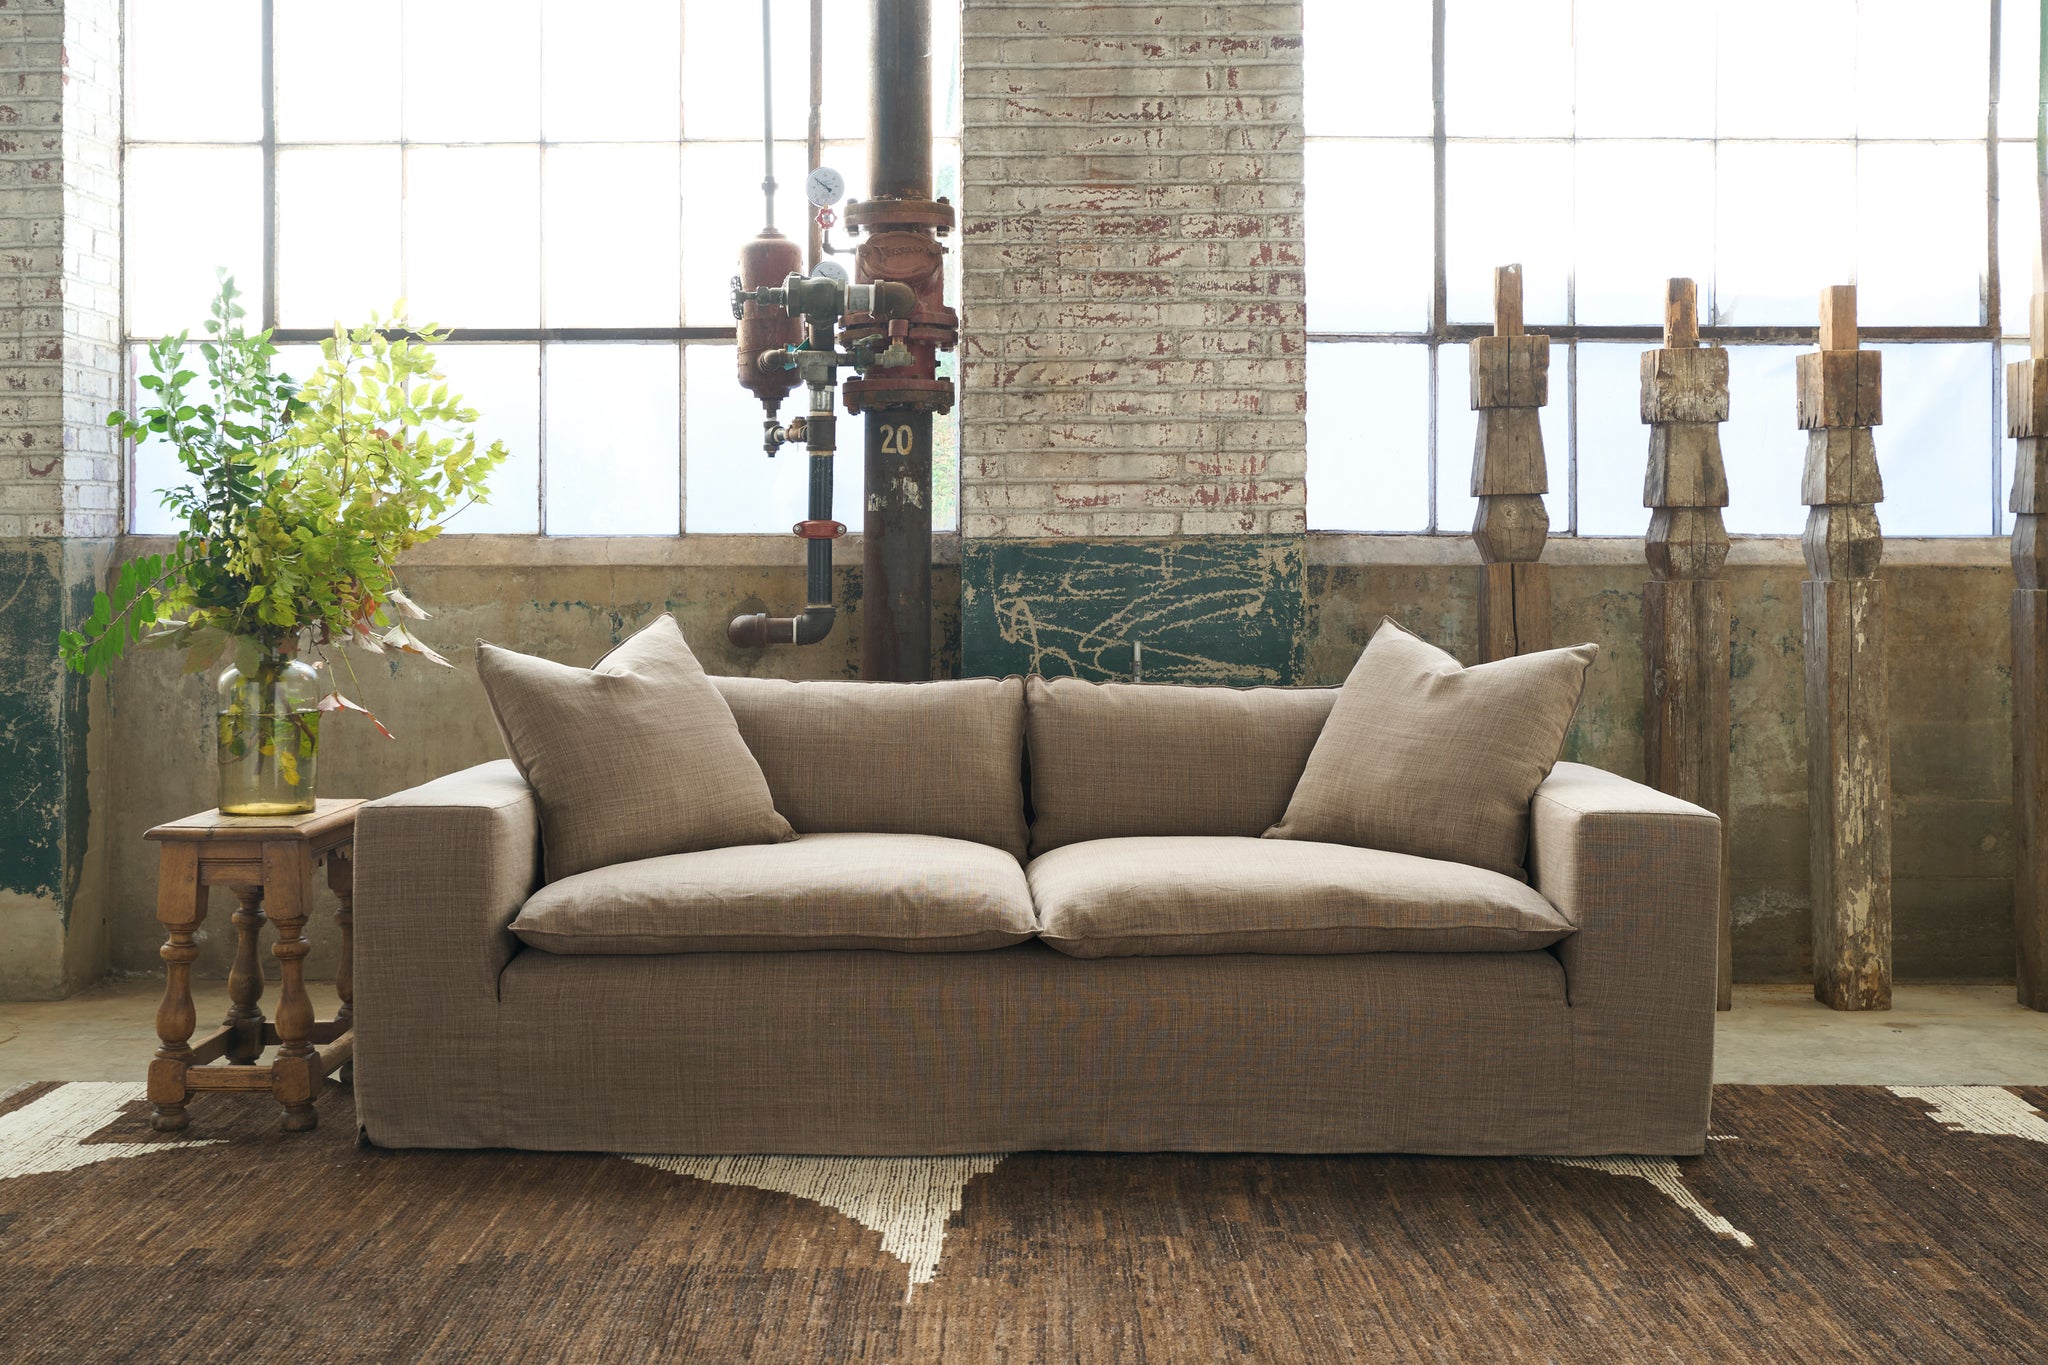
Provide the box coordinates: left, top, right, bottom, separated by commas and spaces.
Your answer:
145, 799, 363, 1133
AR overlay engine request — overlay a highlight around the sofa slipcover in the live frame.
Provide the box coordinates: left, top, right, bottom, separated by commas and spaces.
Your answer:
356, 743, 1720, 1154
1029, 836, 1575, 959
510, 832, 1035, 955
495, 946, 1574, 1155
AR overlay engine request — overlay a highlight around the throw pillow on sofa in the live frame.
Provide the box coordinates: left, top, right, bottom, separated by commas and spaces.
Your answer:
476, 614, 794, 881
1265, 616, 1596, 881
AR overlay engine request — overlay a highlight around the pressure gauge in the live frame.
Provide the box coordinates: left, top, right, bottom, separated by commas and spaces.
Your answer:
810, 259, 850, 285
805, 166, 847, 209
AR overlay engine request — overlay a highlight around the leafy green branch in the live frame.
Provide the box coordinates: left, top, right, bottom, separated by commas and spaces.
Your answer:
59, 271, 508, 736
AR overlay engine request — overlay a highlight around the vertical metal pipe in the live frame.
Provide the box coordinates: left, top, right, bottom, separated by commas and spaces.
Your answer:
860, 0, 937, 681
871, 0, 933, 199
761, 0, 777, 228
808, 0, 825, 271
864, 412, 934, 679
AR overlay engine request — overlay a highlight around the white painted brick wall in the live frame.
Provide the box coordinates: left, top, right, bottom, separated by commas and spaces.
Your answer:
958, 0, 1307, 538
0, 0, 120, 540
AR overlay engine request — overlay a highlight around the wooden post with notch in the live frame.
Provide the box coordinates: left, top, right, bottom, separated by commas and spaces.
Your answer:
2008, 292, 2048, 1010
1798, 284, 1891, 1011
1640, 279, 1733, 1009
1470, 263, 1553, 660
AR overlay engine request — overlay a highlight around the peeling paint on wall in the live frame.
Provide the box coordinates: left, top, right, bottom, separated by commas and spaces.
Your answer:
0, 544, 73, 902
38, 544, 2023, 989
962, 536, 1305, 684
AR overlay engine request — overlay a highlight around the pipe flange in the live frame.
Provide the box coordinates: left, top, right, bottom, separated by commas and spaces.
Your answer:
843, 196, 956, 234
841, 376, 956, 415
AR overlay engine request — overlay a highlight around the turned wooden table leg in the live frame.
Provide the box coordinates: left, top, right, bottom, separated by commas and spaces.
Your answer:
223, 885, 268, 1063
326, 849, 355, 1084
264, 842, 320, 1132
327, 850, 354, 1035
148, 843, 206, 1132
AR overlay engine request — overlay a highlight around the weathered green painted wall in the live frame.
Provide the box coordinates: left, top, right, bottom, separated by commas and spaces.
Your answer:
961, 537, 1305, 684
0, 540, 114, 999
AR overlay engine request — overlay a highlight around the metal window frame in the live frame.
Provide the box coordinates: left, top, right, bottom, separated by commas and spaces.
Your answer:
1307, 0, 2021, 537
121, 0, 966, 537
121, 0, 744, 537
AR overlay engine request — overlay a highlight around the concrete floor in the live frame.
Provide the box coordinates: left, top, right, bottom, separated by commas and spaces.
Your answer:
0, 977, 342, 1089
0, 978, 2043, 1091
1714, 983, 2048, 1084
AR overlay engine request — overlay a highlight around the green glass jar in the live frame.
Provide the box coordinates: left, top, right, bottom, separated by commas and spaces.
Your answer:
215, 651, 322, 816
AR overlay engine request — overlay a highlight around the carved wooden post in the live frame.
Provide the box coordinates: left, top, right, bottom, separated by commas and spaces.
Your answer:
1640, 278, 1733, 1010
2009, 292, 2048, 1010
1471, 263, 1553, 660
1798, 284, 1892, 1010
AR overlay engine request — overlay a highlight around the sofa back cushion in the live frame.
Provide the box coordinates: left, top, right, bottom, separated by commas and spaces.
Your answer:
1024, 676, 1336, 855
711, 675, 1029, 859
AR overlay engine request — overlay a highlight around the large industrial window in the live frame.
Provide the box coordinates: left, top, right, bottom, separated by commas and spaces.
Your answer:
1305, 0, 2033, 538
121, 0, 961, 536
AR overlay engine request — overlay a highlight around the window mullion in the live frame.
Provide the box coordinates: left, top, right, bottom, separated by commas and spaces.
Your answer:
260, 0, 277, 330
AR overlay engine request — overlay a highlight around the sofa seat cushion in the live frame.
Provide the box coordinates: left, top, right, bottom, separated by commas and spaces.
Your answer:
511, 833, 1035, 955
1028, 836, 1574, 959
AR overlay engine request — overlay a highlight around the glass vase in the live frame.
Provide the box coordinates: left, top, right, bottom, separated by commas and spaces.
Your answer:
215, 651, 322, 816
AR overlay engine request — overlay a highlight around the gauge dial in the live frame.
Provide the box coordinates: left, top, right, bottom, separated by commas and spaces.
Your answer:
804, 166, 846, 209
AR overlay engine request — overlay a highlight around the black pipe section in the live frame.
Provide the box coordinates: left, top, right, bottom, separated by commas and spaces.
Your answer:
863, 409, 932, 676
870, 0, 932, 201
861, 0, 936, 682
729, 411, 840, 648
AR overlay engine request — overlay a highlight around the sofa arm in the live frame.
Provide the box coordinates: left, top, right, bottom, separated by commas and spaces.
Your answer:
354, 759, 539, 1147
1529, 761, 1720, 1153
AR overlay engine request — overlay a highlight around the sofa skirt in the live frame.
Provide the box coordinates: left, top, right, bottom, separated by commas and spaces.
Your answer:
465, 943, 1575, 1155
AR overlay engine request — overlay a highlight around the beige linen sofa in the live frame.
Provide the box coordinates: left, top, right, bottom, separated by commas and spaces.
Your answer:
354, 675, 1720, 1156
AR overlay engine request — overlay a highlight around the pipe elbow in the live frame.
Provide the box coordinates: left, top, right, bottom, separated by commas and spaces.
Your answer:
790, 605, 836, 646
727, 606, 836, 648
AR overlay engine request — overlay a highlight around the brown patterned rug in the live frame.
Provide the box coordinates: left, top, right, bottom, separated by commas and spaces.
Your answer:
1, 1081, 2045, 1362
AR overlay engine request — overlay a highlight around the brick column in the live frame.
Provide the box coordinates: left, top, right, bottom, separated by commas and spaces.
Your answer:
0, 0, 120, 998
956, 0, 1309, 682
